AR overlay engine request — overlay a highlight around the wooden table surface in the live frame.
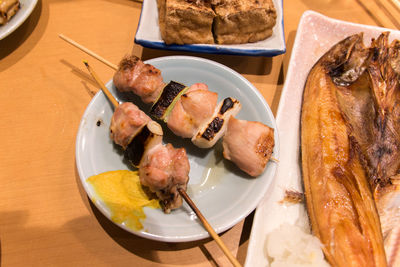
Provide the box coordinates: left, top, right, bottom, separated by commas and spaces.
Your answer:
0, 0, 398, 266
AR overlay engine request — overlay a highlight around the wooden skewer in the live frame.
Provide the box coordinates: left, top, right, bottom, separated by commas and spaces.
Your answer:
178, 188, 242, 267
60, 34, 118, 70
83, 61, 242, 267
83, 61, 119, 108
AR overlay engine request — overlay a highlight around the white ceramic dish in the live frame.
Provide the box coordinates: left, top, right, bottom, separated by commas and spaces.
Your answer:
135, 0, 285, 56
244, 10, 400, 266
0, 0, 38, 40
76, 56, 279, 242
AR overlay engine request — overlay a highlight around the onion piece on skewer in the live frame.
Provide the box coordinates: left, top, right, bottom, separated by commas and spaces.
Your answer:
192, 97, 241, 148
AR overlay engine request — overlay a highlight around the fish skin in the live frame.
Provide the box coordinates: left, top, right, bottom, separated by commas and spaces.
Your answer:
301, 33, 387, 267
333, 33, 400, 266
331, 32, 400, 247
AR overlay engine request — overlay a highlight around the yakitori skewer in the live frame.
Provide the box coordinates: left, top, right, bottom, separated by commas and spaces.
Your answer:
60, 34, 279, 168
83, 61, 242, 267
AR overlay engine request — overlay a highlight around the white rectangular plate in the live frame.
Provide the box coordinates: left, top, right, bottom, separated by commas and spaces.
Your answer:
135, 0, 285, 56
244, 10, 400, 266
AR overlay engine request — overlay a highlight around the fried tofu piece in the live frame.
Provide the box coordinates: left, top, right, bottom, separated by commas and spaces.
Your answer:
157, 0, 215, 45
213, 0, 277, 44
0, 0, 20, 25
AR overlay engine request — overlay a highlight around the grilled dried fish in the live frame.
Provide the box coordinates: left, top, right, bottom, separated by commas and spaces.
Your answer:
331, 32, 400, 266
301, 33, 387, 267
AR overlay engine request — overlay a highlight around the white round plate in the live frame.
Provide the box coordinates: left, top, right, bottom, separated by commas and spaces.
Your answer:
0, 0, 38, 40
75, 56, 279, 242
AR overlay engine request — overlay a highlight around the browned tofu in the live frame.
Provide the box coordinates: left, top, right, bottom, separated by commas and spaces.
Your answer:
157, 0, 215, 45
213, 0, 277, 44
0, 0, 20, 25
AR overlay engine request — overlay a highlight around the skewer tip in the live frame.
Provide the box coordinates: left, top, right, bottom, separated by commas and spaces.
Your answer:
83, 60, 89, 67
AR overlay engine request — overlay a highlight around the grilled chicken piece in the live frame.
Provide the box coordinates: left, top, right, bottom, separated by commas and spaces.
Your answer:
139, 142, 190, 213
110, 104, 190, 213
113, 55, 165, 104
110, 102, 151, 149
301, 33, 387, 267
222, 117, 274, 177
166, 83, 218, 138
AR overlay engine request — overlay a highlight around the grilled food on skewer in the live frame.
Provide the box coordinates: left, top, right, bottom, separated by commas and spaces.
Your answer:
139, 141, 190, 212
166, 83, 218, 138
110, 102, 151, 149
222, 117, 274, 177
150, 81, 188, 120
60, 39, 277, 177
191, 97, 241, 148
112, 55, 275, 176
113, 55, 166, 104
84, 61, 242, 266
110, 102, 190, 213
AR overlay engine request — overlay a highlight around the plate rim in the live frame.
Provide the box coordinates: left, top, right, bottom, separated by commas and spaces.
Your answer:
75, 55, 279, 242
0, 0, 38, 40
134, 0, 286, 57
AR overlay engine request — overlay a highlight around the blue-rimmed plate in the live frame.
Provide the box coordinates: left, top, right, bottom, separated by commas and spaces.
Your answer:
134, 0, 285, 56
76, 56, 279, 242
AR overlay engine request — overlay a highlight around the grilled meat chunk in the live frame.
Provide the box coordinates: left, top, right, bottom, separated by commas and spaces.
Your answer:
222, 117, 274, 177
166, 83, 218, 138
110, 102, 151, 149
139, 142, 190, 213
113, 55, 165, 104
